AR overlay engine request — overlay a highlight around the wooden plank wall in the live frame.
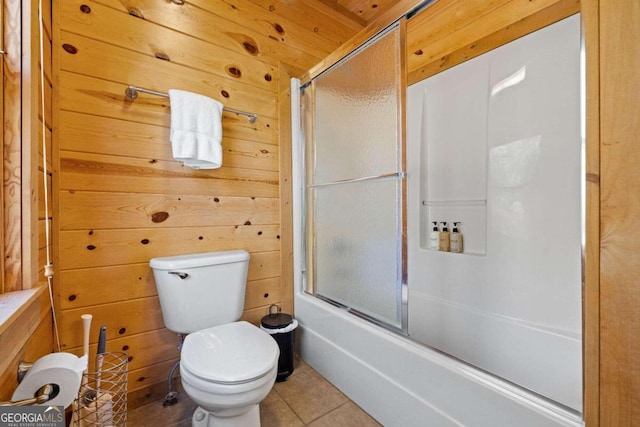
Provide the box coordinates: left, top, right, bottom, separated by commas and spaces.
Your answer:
3, 0, 22, 291
53, 0, 362, 401
599, 0, 640, 424
406, 0, 580, 84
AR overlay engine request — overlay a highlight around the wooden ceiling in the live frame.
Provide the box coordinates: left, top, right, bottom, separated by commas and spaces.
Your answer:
322, 0, 400, 24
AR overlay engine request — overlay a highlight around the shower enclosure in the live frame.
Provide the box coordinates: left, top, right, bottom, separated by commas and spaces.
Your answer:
300, 24, 407, 331
298, 13, 583, 420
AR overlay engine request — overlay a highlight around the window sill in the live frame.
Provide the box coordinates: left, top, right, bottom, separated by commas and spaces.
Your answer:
0, 285, 49, 379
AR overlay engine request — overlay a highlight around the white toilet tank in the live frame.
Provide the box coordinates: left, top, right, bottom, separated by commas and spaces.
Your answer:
149, 250, 250, 334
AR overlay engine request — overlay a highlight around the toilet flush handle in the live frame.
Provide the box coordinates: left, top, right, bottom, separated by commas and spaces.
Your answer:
168, 271, 189, 280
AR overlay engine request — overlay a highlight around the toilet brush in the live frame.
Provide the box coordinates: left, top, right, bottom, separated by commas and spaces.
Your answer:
71, 314, 92, 426
72, 322, 115, 426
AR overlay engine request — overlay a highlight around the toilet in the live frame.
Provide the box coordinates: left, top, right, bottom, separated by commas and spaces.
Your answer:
150, 250, 280, 427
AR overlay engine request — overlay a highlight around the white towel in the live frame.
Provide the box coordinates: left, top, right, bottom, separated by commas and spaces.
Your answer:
168, 89, 223, 169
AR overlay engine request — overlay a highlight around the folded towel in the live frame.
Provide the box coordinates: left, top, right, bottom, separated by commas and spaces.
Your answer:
168, 89, 223, 169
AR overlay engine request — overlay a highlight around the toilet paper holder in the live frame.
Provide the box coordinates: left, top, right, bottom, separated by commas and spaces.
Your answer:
0, 360, 58, 406
0, 383, 58, 406
18, 361, 34, 383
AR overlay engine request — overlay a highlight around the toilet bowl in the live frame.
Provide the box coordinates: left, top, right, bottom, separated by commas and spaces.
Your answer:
149, 250, 280, 427
180, 321, 279, 426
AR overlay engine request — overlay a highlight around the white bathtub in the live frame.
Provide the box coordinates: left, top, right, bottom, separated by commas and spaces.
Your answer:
294, 292, 583, 426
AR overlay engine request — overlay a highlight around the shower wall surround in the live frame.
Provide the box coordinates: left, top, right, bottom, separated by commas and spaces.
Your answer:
407, 15, 582, 410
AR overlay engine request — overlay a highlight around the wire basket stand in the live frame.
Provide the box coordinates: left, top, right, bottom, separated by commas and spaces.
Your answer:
73, 352, 128, 426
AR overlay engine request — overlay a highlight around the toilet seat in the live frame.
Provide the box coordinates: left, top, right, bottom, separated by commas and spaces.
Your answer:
181, 321, 279, 385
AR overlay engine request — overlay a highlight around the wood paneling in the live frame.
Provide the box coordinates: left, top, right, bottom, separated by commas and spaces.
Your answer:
599, 0, 640, 423
59, 228, 280, 270
59, 193, 279, 230
406, 0, 580, 85
582, 0, 600, 423
3, 0, 23, 291
66, 329, 180, 375
279, 64, 294, 315
59, 297, 165, 350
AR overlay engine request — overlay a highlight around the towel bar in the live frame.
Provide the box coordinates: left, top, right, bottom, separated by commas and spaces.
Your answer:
125, 85, 258, 124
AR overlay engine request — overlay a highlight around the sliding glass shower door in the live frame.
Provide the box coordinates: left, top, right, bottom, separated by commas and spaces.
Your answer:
301, 24, 406, 331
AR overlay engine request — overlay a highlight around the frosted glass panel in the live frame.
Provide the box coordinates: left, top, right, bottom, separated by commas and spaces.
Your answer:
305, 24, 404, 331
313, 29, 401, 184
314, 179, 401, 328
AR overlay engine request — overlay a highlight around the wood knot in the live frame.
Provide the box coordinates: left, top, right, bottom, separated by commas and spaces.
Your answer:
151, 211, 169, 223
128, 7, 144, 18
414, 49, 423, 56
213, 197, 220, 202
242, 41, 259, 55
221, 90, 230, 98
226, 66, 242, 78
68, 295, 77, 301
274, 23, 285, 35
87, 245, 96, 251
587, 173, 600, 184
80, 4, 91, 13
260, 149, 269, 154
155, 52, 170, 61
140, 239, 150, 245
264, 73, 272, 82
244, 221, 252, 226
119, 327, 126, 334
62, 44, 78, 54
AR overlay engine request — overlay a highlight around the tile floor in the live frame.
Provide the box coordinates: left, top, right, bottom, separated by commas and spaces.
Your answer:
128, 355, 381, 426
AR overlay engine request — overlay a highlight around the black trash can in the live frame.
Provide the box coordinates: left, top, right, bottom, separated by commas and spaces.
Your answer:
261, 305, 298, 382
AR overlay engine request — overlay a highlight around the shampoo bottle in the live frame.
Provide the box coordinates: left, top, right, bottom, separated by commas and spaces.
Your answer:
450, 222, 463, 253
428, 221, 440, 251
439, 222, 450, 252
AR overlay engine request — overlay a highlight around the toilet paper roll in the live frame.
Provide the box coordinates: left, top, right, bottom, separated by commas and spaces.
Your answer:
12, 352, 88, 408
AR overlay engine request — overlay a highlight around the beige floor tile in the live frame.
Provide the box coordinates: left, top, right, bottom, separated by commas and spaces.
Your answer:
260, 389, 305, 427
307, 402, 381, 427
127, 355, 377, 426
274, 366, 349, 424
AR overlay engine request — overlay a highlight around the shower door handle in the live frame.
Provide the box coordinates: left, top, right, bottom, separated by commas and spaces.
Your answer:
307, 172, 407, 188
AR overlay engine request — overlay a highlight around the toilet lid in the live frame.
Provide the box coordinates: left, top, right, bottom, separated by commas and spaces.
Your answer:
181, 321, 279, 384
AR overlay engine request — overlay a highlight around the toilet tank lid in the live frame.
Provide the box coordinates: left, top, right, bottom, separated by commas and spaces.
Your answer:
150, 250, 250, 270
